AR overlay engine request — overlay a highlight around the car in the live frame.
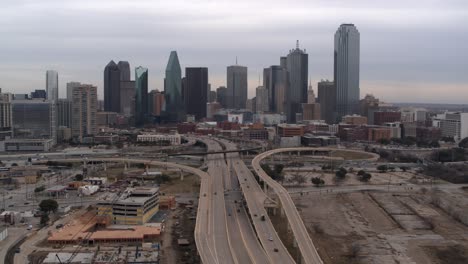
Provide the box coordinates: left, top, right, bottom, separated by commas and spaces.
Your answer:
24, 202, 30, 205
15, 248, 20, 253
8, 204, 14, 207
273, 248, 278, 252
55, 224, 64, 229
268, 237, 273, 241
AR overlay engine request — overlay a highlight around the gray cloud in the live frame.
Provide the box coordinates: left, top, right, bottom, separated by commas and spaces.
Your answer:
0, 0, 467, 103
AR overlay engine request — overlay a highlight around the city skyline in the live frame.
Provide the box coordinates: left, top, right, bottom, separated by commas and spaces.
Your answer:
0, 1, 467, 104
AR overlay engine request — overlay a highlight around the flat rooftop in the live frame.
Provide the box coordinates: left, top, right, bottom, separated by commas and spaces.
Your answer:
97, 187, 159, 203
48, 210, 161, 243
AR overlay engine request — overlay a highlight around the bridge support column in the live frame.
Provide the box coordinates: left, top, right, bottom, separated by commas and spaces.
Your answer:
103, 162, 107, 171
180, 169, 184, 180
124, 162, 128, 172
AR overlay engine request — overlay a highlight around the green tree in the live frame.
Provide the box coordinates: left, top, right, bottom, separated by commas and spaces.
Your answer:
311, 177, 325, 187
292, 174, 306, 185
335, 167, 347, 179
39, 199, 59, 214
359, 173, 372, 182
459, 137, 468, 148
377, 165, 388, 173
274, 164, 284, 175
357, 170, 366, 176
74, 174, 84, 181
34, 185, 45, 193
399, 166, 408, 172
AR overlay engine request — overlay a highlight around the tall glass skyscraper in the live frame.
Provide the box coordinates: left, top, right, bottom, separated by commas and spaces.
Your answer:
46, 70, 58, 101
184, 67, 208, 120
104, 60, 121, 113
226, 65, 248, 109
164, 51, 184, 122
286, 41, 308, 123
135, 66, 148, 127
334, 24, 360, 120
118, 61, 131, 81
264, 65, 289, 114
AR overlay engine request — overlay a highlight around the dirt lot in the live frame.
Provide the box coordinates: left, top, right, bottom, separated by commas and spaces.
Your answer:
294, 190, 468, 264
159, 174, 200, 194
284, 170, 429, 187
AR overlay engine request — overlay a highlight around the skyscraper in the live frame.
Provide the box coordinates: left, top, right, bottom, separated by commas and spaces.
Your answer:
307, 81, 315, 104
185, 67, 208, 120
226, 65, 248, 109
216, 86, 227, 108
255, 86, 269, 113
334, 23, 360, 120
317, 80, 336, 124
120, 81, 135, 117
118, 61, 131, 81
135, 66, 148, 127
164, 51, 184, 122
286, 41, 308, 123
104, 60, 121, 113
71, 84, 97, 142
57, 99, 73, 128
66, 82, 81, 100
46, 70, 58, 101
264, 65, 289, 114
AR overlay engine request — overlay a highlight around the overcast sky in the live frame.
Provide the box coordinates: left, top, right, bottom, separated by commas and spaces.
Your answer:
1, 0, 467, 103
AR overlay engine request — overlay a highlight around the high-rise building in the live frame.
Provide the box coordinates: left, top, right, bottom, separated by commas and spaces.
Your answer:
246, 98, 256, 113
216, 86, 227, 108
31, 90, 46, 99
118, 61, 131, 81
286, 41, 308, 123
208, 90, 217, 103
148, 90, 165, 118
0, 91, 13, 129
318, 80, 336, 124
104, 60, 121, 113
71, 84, 97, 142
164, 51, 184, 122
185, 67, 208, 120
334, 24, 360, 120
120, 80, 135, 117
307, 81, 315, 103
46, 70, 58, 101
66, 82, 81, 100
226, 65, 248, 109
264, 66, 288, 114
57, 99, 72, 128
255, 86, 269, 113
135, 66, 148, 127
302, 103, 321, 121
11, 99, 56, 142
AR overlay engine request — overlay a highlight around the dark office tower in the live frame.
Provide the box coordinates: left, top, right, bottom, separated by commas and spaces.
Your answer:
216, 86, 227, 108
135, 66, 148, 127
164, 51, 184, 122
31, 89, 46, 99
185, 67, 208, 120
226, 65, 248, 109
334, 23, 360, 120
118, 61, 131, 81
317, 80, 336, 124
280, 57, 287, 68
104, 60, 121, 112
286, 40, 308, 123
264, 66, 289, 114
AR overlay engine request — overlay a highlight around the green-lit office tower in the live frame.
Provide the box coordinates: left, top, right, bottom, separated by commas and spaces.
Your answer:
164, 51, 184, 122
135, 66, 148, 127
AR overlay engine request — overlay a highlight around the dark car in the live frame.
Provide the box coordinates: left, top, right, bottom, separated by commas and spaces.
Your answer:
56, 224, 64, 229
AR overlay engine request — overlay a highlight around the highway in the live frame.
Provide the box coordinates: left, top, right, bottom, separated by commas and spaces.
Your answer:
251, 147, 379, 264
204, 138, 271, 264
222, 139, 295, 263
